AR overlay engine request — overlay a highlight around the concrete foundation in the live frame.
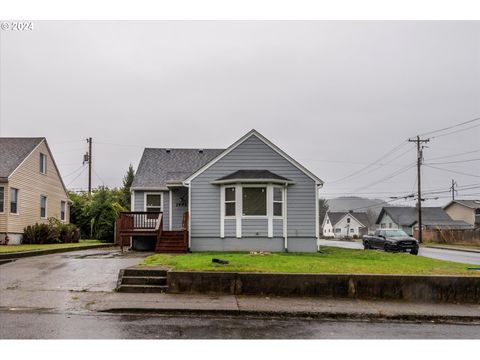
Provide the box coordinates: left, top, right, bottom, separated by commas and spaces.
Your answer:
167, 271, 480, 304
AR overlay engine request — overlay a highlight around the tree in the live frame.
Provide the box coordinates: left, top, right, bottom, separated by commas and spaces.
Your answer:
318, 198, 329, 235
121, 164, 135, 210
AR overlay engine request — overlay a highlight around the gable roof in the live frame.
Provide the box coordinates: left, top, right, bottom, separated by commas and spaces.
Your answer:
0, 137, 44, 179
212, 170, 294, 185
444, 199, 480, 210
184, 129, 323, 185
326, 211, 372, 228
131, 148, 224, 190
377, 206, 460, 227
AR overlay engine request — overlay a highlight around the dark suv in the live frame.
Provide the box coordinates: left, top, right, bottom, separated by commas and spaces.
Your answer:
362, 229, 419, 255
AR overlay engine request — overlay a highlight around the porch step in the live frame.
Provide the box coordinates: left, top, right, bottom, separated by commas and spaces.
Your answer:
117, 284, 168, 293
155, 230, 188, 253
121, 276, 167, 286
123, 268, 167, 277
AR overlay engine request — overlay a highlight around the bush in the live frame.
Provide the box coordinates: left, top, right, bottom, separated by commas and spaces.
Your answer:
22, 218, 80, 244
352, 235, 359, 239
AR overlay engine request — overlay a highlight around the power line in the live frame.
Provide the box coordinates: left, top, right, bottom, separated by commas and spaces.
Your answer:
418, 116, 480, 137
431, 123, 480, 140
350, 162, 416, 193
327, 141, 410, 184
425, 165, 480, 178
61, 165, 85, 179
66, 166, 88, 187
426, 158, 480, 165
427, 148, 480, 161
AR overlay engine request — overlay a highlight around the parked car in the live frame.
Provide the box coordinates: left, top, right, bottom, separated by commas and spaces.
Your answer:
362, 229, 419, 255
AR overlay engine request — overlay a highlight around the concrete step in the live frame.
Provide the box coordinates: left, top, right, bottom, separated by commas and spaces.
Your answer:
121, 276, 167, 286
116, 284, 168, 293
123, 268, 167, 277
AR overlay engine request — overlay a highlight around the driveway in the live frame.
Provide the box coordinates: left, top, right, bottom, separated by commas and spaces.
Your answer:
319, 239, 480, 265
0, 249, 146, 312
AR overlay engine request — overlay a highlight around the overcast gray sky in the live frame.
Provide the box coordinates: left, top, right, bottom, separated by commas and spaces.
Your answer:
0, 21, 479, 205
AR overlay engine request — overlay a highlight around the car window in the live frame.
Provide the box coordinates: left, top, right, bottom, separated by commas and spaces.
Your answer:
384, 229, 408, 237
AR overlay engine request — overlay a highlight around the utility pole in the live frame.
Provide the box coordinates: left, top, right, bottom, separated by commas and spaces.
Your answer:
409, 136, 429, 243
87, 138, 92, 196
450, 179, 457, 200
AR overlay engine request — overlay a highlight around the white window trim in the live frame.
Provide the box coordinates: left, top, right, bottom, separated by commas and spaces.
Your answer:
10, 188, 19, 215
143, 192, 163, 212
0, 186, 5, 214
224, 186, 236, 219
40, 153, 47, 175
169, 190, 173, 231
272, 186, 284, 219
220, 183, 288, 239
40, 195, 48, 219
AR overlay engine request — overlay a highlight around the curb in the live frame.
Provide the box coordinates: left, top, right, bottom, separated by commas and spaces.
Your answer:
98, 307, 480, 324
0, 244, 115, 260
423, 245, 480, 254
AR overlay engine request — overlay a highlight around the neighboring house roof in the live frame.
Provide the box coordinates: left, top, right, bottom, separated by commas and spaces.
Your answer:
0, 137, 44, 179
376, 206, 468, 227
184, 129, 324, 185
326, 211, 372, 228
212, 170, 293, 185
412, 219, 473, 229
131, 148, 225, 190
444, 199, 480, 210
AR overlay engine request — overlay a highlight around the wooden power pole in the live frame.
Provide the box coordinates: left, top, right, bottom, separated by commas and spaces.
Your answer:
87, 137, 92, 196
409, 135, 429, 243
450, 179, 457, 200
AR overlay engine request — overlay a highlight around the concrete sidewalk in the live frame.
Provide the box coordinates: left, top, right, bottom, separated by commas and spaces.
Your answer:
88, 292, 480, 323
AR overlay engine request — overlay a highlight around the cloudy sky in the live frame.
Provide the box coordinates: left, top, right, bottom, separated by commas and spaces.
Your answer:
0, 21, 479, 205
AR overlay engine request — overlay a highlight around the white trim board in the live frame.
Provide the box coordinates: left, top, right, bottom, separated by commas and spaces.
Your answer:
183, 129, 323, 185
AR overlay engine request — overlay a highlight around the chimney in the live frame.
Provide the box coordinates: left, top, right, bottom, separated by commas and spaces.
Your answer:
198, 149, 204, 154
166, 149, 171, 154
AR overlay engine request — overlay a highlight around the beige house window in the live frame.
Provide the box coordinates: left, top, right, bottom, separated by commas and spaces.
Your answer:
10, 188, 19, 214
0, 186, 4, 213
40, 153, 47, 174
40, 195, 48, 219
61, 201, 66, 221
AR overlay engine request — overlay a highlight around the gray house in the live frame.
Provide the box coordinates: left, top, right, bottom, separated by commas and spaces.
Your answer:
376, 206, 472, 236
127, 129, 323, 253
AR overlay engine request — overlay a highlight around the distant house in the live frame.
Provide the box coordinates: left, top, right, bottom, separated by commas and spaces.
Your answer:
376, 206, 472, 236
322, 211, 373, 238
443, 200, 480, 228
125, 129, 323, 253
0, 138, 69, 244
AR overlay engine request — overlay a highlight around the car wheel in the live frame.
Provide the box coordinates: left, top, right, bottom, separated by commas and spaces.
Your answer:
384, 244, 390, 252
410, 249, 418, 255
364, 242, 370, 250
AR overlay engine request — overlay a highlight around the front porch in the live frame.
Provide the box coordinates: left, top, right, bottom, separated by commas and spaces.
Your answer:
116, 211, 189, 253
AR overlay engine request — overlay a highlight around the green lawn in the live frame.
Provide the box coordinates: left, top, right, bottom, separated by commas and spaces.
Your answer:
423, 242, 480, 251
143, 247, 479, 276
0, 240, 104, 253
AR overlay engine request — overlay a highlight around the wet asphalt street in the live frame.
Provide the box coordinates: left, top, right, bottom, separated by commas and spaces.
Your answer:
318, 240, 480, 265
1, 311, 479, 339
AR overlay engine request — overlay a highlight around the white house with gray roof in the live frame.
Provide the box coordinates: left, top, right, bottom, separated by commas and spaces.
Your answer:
128, 129, 323, 252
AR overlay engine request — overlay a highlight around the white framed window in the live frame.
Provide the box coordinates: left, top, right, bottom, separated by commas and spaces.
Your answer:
145, 193, 162, 212
335, 228, 341, 233
273, 187, 283, 217
224, 187, 236, 217
10, 188, 19, 214
347, 217, 350, 223
242, 186, 267, 217
40, 195, 48, 219
350, 228, 354, 233
60, 201, 66, 221
388, 223, 392, 228
326, 219, 329, 224
0, 186, 4, 213
40, 153, 47, 174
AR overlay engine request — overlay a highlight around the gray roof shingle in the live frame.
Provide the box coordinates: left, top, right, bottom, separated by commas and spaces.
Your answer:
377, 206, 470, 227
131, 148, 225, 189
0, 137, 44, 178
215, 170, 291, 182
449, 200, 480, 209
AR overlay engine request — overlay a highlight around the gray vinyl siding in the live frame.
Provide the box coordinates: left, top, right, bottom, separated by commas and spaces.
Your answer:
132, 190, 170, 231
190, 237, 316, 252
190, 134, 317, 252
224, 219, 236, 237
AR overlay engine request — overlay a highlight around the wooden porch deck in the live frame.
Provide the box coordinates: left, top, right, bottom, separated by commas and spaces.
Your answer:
116, 211, 188, 253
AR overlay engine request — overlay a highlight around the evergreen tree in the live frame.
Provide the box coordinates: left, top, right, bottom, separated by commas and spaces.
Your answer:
121, 164, 135, 209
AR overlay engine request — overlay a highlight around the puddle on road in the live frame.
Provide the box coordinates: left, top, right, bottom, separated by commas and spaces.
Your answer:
64, 252, 124, 259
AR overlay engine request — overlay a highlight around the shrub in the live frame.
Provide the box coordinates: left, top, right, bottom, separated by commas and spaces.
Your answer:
22, 218, 81, 244
352, 235, 359, 239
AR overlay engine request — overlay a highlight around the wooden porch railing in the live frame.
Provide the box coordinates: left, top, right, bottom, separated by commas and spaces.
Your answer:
182, 211, 189, 248
116, 211, 163, 251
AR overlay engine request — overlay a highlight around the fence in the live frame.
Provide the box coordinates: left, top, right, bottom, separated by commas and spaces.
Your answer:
414, 228, 480, 245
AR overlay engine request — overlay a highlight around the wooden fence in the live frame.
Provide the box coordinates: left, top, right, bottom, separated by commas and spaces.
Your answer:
414, 228, 480, 245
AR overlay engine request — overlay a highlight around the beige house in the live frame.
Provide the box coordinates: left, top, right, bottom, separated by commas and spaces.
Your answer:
0, 138, 69, 244
444, 200, 480, 228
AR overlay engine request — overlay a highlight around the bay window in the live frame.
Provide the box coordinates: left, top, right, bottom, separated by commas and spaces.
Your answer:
242, 187, 267, 216
225, 187, 236, 216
